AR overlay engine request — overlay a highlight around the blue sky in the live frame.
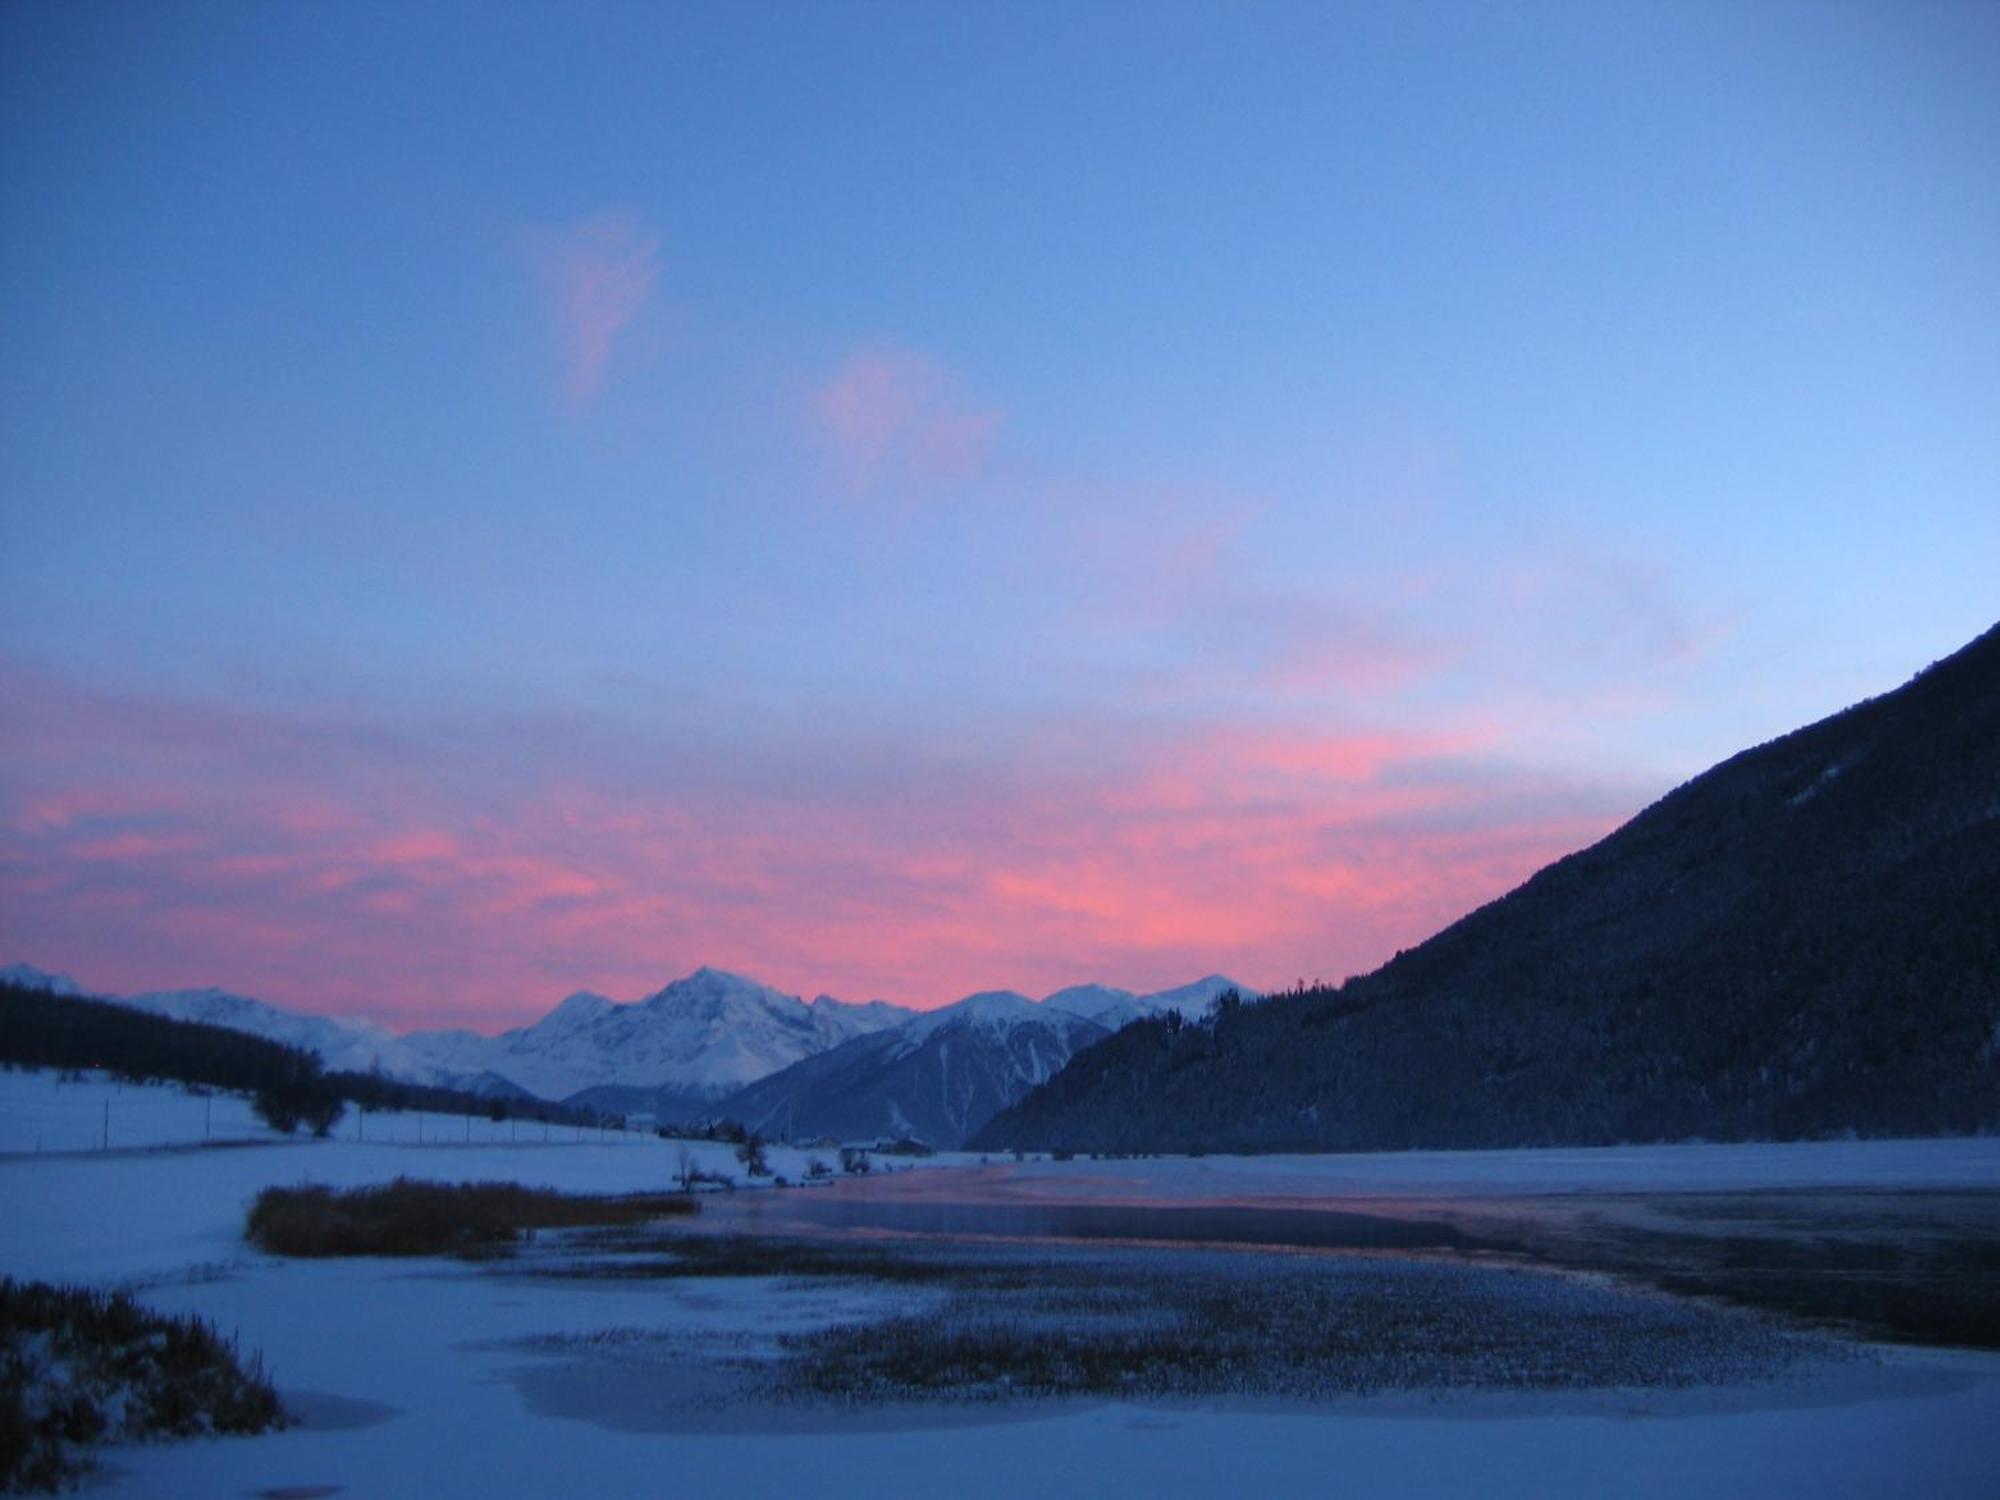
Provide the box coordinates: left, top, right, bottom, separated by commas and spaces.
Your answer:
2, 1, 1995, 1024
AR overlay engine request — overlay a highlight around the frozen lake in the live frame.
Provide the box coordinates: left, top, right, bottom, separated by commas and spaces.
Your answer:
4, 1072, 1998, 1498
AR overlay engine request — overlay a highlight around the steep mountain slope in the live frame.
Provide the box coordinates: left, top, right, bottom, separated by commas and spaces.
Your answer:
717, 978, 1250, 1146
718, 992, 1108, 1147
977, 624, 2000, 1154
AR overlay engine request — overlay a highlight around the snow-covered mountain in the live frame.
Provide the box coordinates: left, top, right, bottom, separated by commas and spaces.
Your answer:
117, 986, 442, 1079
4, 959, 1246, 1131
1, 963, 84, 997
401, 967, 915, 1105
1042, 975, 1248, 1030
6, 965, 465, 1083
718, 977, 1252, 1148
5, 963, 917, 1106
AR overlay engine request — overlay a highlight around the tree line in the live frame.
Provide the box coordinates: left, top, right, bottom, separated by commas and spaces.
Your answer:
0, 981, 603, 1137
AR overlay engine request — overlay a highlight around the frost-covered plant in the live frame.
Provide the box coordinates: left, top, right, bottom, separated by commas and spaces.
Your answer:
0, 1278, 286, 1492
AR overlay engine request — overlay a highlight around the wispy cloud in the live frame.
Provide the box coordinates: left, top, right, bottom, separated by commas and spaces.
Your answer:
1052, 497, 1458, 709
810, 347, 1002, 497
537, 212, 662, 406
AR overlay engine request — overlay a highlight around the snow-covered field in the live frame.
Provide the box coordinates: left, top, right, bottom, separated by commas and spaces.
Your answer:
0, 1066, 970, 1167
4, 1068, 1998, 1498
0, 1067, 276, 1154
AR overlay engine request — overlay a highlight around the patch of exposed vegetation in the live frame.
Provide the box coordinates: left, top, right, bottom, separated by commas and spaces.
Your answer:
0, 1277, 285, 1493
245, 1178, 697, 1259
523, 1229, 1839, 1403
772, 1249, 1837, 1403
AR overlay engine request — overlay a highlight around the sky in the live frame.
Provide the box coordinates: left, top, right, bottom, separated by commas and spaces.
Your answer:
2, 1, 1995, 1029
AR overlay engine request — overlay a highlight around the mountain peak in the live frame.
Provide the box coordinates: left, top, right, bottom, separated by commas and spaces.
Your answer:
907, 989, 1065, 1043
643, 966, 786, 1007
1, 963, 84, 996
531, 991, 617, 1033
688, 964, 762, 987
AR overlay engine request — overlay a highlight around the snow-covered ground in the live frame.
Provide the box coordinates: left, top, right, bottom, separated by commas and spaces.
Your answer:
0, 1070, 961, 1287
0, 1067, 276, 1153
3, 1068, 1997, 1498
0, 1066, 965, 1165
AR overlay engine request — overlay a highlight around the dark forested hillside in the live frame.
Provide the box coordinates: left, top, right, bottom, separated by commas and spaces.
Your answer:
0, 982, 599, 1129
975, 624, 2000, 1154
0, 981, 328, 1098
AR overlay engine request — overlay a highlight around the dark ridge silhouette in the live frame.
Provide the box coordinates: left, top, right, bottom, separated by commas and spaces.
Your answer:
0, 982, 602, 1131
0, 981, 329, 1100
975, 623, 2000, 1154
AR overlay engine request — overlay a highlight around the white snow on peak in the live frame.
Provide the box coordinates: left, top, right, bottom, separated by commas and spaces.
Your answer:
904, 990, 1034, 1040
117, 986, 417, 1080
810, 994, 911, 1041
440, 968, 916, 1101
1038, 975, 1251, 1030
1139, 974, 1255, 1019
536, 991, 617, 1030
1040, 984, 1138, 1022
14, 957, 1254, 1110
904, 989, 1109, 1044
1, 963, 83, 996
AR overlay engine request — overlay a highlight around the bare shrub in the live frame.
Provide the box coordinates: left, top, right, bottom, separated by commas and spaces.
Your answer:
1, 1277, 285, 1491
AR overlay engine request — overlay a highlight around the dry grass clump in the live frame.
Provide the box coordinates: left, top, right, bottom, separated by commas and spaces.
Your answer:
1, 1277, 284, 1493
246, 1177, 695, 1259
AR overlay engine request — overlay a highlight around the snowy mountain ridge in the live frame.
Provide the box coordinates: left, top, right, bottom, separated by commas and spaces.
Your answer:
1, 962, 1252, 1117
1, 963, 83, 997
717, 975, 1254, 1146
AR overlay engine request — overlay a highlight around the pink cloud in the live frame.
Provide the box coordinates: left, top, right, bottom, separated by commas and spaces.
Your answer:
0, 671, 1646, 1030
63, 831, 208, 862
369, 829, 461, 865
539, 212, 662, 405
810, 348, 1002, 496
14, 786, 190, 835
1049, 499, 1459, 708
